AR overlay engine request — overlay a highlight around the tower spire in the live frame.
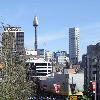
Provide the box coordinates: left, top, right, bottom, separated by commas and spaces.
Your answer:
33, 16, 38, 51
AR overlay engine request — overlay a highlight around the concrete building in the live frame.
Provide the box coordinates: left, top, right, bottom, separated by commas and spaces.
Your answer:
69, 27, 79, 64
54, 51, 67, 59
86, 42, 100, 99
25, 49, 37, 59
40, 70, 84, 96
37, 49, 45, 59
55, 51, 67, 57
2, 26, 24, 60
45, 50, 54, 61
40, 73, 69, 96
63, 67, 84, 95
54, 51, 68, 64
58, 56, 69, 66
26, 49, 45, 59
82, 54, 87, 92
68, 73, 84, 95
26, 58, 53, 79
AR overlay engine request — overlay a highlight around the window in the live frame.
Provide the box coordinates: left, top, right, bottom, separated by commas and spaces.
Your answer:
48, 63, 51, 66
93, 71, 97, 74
93, 77, 95, 80
48, 70, 51, 72
36, 70, 47, 72
37, 73, 47, 76
93, 65, 97, 68
36, 67, 47, 69
48, 67, 52, 68
35, 63, 47, 66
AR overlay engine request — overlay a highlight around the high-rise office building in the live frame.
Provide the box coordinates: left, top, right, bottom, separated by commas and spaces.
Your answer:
85, 42, 100, 100
2, 26, 24, 61
69, 27, 79, 64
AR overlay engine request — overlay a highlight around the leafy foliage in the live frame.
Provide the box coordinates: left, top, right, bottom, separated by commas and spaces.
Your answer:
0, 27, 37, 100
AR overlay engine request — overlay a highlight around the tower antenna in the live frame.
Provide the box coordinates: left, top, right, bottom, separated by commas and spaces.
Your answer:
33, 16, 39, 51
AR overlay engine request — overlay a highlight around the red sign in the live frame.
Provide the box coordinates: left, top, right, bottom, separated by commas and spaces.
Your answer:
53, 84, 60, 93
92, 81, 96, 93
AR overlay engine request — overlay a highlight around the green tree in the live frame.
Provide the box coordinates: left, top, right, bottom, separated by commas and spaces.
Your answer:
0, 25, 37, 100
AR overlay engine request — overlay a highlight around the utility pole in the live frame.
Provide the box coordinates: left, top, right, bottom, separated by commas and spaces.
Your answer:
72, 77, 73, 95
33, 16, 38, 51
95, 74, 96, 100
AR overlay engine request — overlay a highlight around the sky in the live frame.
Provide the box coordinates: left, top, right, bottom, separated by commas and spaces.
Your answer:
0, 0, 100, 60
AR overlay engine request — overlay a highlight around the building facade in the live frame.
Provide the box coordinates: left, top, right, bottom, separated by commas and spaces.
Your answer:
82, 54, 87, 92
68, 73, 84, 95
54, 51, 67, 58
37, 49, 45, 59
25, 49, 37, 59
40, 73, 69, 96
86, 42, 100, 100
26, 58, 53, 80
54, 51, 68, 64
58, 56, 69, 66
2, 26, 24, 61
69, 27, 79, 64
45, 50, 54, 62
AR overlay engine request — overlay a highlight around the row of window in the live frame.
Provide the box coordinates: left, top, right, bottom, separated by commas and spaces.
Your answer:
36, 67, 52, 69
26, 63, 51, 66
36, 70, 51, 72
36, 73, 47, 76
35, 63, 51, 66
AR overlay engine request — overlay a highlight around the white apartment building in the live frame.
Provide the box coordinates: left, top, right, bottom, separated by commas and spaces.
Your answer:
45, 50, 54, 61
26, 58, 52, 77
58, 56, 69, 66
69, 27, 79, 64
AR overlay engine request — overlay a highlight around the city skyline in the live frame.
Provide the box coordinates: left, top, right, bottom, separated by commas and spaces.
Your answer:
0, 0, 100, 60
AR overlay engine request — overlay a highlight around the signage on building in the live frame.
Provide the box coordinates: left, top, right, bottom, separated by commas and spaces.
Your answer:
4, 27, 21, 31
90, 81, 96, 93
92, 81, 96, 93
53, 83, 60, 93
69, 95, 77, 100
